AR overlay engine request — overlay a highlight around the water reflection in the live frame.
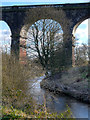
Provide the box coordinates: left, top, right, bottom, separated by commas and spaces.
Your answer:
28, 76, 89, 118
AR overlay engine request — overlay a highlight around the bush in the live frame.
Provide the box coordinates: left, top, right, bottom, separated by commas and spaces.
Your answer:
2, 53, 43, 113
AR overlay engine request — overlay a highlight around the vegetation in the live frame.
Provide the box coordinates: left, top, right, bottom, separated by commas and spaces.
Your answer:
25, 8, 89, 76
75, 44, 89, 66
1, 53, 74, 119
2, 105, 73, 119
27, 19, 63, 75
24, 7, 70, 76
2, 52, 43, 117
1, 6, 89, 120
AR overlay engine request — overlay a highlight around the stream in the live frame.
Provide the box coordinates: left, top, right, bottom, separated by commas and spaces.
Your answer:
28, 75, 89, 119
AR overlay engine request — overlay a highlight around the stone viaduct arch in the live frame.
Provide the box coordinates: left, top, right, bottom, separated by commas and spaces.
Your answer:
0, 3, 90, 66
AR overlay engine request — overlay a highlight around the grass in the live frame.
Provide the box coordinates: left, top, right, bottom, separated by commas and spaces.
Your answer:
58, 65, 88, 85
1, 53, 74, 119
2, 53, 44, 115
2, 105, 74, 119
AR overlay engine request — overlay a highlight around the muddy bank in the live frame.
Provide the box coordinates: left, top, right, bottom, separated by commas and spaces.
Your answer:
40, 66, 90, 103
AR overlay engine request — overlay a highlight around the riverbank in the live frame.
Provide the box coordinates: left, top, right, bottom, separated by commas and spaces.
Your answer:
40, 66, 90, 103
2, 105, 73, 119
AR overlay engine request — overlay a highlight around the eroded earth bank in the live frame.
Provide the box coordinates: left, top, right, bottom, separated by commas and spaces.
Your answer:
40, 66, 90, 103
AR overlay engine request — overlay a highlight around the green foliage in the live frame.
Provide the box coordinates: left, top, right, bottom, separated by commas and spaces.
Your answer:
49, 43, 65, 74
2, 105, 74, 119
79, 66, 88, 79
35, 106, 73, 119
81, 72, 87, 79
2, 106, 27, 119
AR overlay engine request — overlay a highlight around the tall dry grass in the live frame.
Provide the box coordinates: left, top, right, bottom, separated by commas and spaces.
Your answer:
2, 52, 44, 113
2, 53, 73, 119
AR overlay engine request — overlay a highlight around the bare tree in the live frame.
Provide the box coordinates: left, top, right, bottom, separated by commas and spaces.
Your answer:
23, 7, 70, 75
27, 19, 63, 75
75, 44, 89, 66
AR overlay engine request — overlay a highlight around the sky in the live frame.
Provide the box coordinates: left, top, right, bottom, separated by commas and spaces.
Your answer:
0, 0, 89, 52
0, 0, 89, 6
75, 19, 88, 45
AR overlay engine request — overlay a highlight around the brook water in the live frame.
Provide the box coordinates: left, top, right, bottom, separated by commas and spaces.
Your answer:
28, 76, 89, 119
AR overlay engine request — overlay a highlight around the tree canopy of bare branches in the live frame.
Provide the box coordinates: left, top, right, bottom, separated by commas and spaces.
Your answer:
23, 7, 70, 75
27, 19, 63, 74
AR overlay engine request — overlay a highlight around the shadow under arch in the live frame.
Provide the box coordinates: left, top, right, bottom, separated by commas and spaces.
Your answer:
0, 20, 12, 53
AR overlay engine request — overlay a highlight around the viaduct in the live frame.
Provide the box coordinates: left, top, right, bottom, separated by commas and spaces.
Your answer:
0, 3, 90, 65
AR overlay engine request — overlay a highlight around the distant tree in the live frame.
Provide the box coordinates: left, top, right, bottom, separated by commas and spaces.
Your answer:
75, 44, 88, 66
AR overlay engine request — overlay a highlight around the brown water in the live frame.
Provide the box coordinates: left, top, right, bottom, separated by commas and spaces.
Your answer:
28, 76, 90, 119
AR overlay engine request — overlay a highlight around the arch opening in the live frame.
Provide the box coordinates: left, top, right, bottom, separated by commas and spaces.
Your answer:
26, 19, 63, 59
20, 19, 64, 72
72, 19, 89, 66
0, 21, 12, 54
